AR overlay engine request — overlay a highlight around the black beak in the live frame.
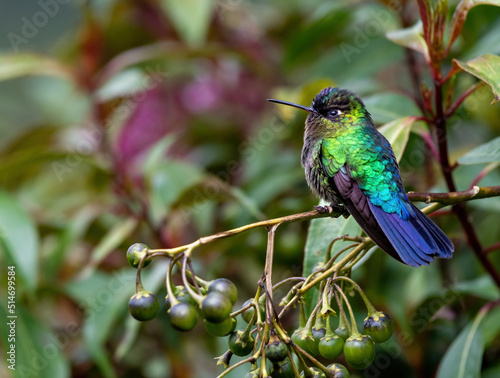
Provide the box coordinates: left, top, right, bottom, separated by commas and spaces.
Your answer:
267, 99, 314, 113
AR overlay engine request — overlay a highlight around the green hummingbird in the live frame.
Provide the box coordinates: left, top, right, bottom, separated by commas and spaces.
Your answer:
268, 87, 454, 267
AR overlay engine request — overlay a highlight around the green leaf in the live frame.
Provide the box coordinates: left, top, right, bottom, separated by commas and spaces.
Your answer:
65, 264, 169, 378
0, 191, 39, 292
453, 54, 500, 104
364, 93, 421, 124
80, 217, 139, 279
378, 117, 418, 162
436, 310, 487, 378
482, 305, 500, 347
159, 0, 215, 47
386, 20, 429, 61
458, 136, 500, 165
0, 53, 73, 82
146, 160, 204, 225
454, 276, 500, 300
303, 215, 361, 314
0, 302, 70, 378
449, 0, 500, 50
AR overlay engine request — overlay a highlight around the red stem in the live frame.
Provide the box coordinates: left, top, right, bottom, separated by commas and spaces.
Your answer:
433, 78, 500, 289
485, 242, 500, 255
446, 82, 486, 117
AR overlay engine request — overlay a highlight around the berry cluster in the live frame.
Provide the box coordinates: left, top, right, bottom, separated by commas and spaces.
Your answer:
125, 235, 394, 377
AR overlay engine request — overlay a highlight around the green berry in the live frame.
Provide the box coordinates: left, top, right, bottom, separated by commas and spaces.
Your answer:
318, 334, 344, 359
241, 299, 265, 323
343, 335, 375, 370
169, 302, 198, 331
208, 278, 238, 305
306, 326, 326, 356
228, 331, 255, 357
265, 338, 288, 362
126, 243, 151, 268
363, 312, 394, 343
128, 291, 159, 321
204, 317, 237, 337
334, 326, 350, 341
165, 286, 196, 310
291, 329, 311, 352
299, 367, 325, 377
201, 292, 232, 323
327, 363, 350, 378
270, 359, 295, 378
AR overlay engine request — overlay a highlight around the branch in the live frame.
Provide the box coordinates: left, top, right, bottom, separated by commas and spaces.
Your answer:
148, 186, 500, 259
407, 186, 500, 205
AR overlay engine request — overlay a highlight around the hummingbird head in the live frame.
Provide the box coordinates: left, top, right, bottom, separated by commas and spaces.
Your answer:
268, 87, 371, 136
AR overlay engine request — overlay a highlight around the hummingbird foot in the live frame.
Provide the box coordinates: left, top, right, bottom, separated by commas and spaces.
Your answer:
314, 203, 349, 218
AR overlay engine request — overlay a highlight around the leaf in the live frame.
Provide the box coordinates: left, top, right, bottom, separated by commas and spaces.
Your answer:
458, 136, 500, 165
65, 263, 169, 378
80, 217, 139, 279
0, 53, 73, 82
454, 276, 500, 300
303, 214, 361, 314
436, 310, 487, 378
147, 160, 205, 225
159, 0, 215, 47
364, 93, 421, 124
378, 117, 418, 162
0, 191, 39, 292
453, 54, 500, 104
386, 20, 429, 60
448, 0, 500, 50
0, 302, 70, 378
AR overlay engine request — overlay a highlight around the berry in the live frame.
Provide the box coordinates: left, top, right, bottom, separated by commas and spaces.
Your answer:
291, 329, 311, 352
363, 312, 394, 343
334, 326, 350, 341
165, 287, 196, 310
299, 367, 325, 377
129, 291, 159, 321
306, 326, 326, 356
126, 243, 151, 268
318, 334, 344, 359
228, 331, 255, 357
201, 292, 232, 323
265, 338, 288, 362
169, 302, 198, 331
327, 363, 350, 378
241, 299, 265, 323
208, 278, 238, 305
343, 335, 375, 370
270, 359, 295, 378
204, 317, 237, 337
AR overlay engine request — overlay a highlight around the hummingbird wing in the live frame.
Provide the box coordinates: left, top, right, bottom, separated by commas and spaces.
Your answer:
320, 135, 454, 267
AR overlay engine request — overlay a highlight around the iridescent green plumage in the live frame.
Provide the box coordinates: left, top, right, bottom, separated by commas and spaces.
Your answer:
269, 87, 454, 267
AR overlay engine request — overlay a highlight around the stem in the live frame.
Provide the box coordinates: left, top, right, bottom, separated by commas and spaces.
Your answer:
334, 289, 352, 334
263, 224, 279, 323
469, 163, 499, 189
485, 242, 500, 255
446, 81, 487, 117
334, 284, 359, 337
181, 252, 204, 304
332, 276, 377, 315
432, 67, 500, 288
165, 258, 180, 307
434, 81, 456, 192
407, 186, 500, 205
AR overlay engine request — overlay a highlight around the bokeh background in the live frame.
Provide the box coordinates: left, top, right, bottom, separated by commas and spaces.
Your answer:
0, 0, 500, 377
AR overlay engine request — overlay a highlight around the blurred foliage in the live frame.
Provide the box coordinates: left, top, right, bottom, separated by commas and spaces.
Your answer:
0, 0, 500, 377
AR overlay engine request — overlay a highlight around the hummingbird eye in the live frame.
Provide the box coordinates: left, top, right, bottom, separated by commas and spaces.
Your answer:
328, 109, 341, 117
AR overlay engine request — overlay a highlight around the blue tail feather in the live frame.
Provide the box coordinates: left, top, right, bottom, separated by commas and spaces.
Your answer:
368, 201, 453, 267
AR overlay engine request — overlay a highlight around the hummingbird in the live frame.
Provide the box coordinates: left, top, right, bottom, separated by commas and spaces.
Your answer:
268, 87, 454, 267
